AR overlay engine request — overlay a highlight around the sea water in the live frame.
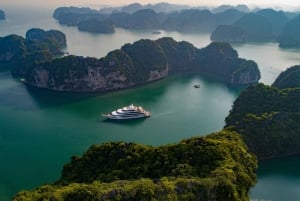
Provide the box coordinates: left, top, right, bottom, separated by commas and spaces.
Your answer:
1, 5, 300, 201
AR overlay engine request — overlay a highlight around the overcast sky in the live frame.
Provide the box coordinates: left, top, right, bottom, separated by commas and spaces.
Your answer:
2, 0, 300, 10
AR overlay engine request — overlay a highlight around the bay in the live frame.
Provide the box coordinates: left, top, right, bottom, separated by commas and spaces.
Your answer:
1, 5, 300, 201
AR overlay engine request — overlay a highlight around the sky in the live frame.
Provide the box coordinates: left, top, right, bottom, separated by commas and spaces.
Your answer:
1, 0, 300, 10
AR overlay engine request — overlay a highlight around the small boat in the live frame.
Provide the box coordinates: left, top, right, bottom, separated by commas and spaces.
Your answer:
102, 104, 151, 120
152, 31, 161, 35
194, 84, 200, 88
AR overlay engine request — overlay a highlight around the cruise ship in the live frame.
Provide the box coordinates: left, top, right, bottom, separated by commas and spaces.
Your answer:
102, 104, 151, 120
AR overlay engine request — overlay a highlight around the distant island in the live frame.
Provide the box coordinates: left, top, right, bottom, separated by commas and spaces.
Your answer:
23, 37, 260, 92
11, 63, 300, 201
78, 19, 115, 33
0, 9, 5, 20
12, 130, 257, 201
53, 4, 246, 33
225, 65, 300, 159
211, 9, 289, 43
279, 15, 300, 48
52, 4, 300, 49
210, 8, 300, 48
0, 28, 66, 75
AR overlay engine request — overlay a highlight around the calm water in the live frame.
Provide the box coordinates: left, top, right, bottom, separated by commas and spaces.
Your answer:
1, 5, 300, 201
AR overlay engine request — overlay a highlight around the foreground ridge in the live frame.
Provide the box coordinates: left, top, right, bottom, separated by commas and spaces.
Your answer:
13, 130, 257, 201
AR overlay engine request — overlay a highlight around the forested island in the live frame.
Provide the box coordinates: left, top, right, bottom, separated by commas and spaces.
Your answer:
52, 4, 300, 48
225, 65, 300, 159
0, 28, 66, 75
53, 5, 246, 33
279, 15, 300, 48
0, 9, 5, 20
23, 37, 260, 92
211, 9, 289, 43
78, 19, 115, 33
11, 65, 300, 200
12, 130, 257, 201
211, 9, 300, 48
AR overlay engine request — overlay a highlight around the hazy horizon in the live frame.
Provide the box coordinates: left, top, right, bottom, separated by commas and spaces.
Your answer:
1, 0, 300, 11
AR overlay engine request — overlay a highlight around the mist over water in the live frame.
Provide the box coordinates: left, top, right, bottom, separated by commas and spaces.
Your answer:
1, 5, 300, 201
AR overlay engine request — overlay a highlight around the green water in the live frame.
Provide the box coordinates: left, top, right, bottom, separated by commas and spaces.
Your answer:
2, 5, 300, 201
0, 72, 239, 200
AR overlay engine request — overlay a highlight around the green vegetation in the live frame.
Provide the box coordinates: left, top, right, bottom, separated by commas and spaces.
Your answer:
210, 25, 246, 43
25, 38, 260, 92
194, 42, 260, 84
54, 6, 245, 33
0, 29, 66, 75
156, 37, 195, 72
233, 14, 273, 42
225, 83, 300, 159
12, 130, 257, 201
272, 65, 300, 89
121, 39, 167, 83
211, 9, 288, 44
256, 9, 288, 37
78, 19, 115, 33
279, 15, 300, 48
26, 28, 67, 55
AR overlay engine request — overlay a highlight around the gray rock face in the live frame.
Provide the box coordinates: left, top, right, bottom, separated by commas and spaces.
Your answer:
25, 38, 260, 92
211, 25, 246, 43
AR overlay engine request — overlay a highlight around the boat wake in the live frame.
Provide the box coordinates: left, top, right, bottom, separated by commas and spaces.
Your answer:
154, 111, 176, 117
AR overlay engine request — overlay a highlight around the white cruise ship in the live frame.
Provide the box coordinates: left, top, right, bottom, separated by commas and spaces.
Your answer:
102, 104, 151, 120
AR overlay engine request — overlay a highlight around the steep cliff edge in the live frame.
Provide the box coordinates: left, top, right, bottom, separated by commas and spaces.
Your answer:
272, 65, 300, 89
0, 28, 66, 75
25, 38, 260, 92
25, 39, 168, 92
225, 75, 300, 159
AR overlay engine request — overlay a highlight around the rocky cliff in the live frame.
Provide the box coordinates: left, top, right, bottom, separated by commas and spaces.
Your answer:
0, 28, 66, 75
0, 10, 5, 20
211, 9, 288, 43
78, 19, 115, 33
54, 6, 245, 33
25, 39, 168, 92
210, 25, 246, 43
272, 65, 300, 89
279, 15, 300, 48
225, 66, 300, 159
24, 38, 260, 92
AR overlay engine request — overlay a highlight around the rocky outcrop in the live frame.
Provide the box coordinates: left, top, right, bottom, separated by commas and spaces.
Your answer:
279, 15, 300, 48
232, 13, 273, 42
211, 4, 249, 13
25, 39, 169, 92
0, 35, 27, 63
211, 11, 285, 43
12, 130, 257, 201
256, 9, 288, 38
0, 10, 5, 20
54, 6, 246, 33
0, 29, 66, 75
210, 25, 246, 43
26, 28, 67, 54
24, 38, 260, 92
272, 65, 300, 89
78, 19, 115, 33
225, 82, 300, 160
